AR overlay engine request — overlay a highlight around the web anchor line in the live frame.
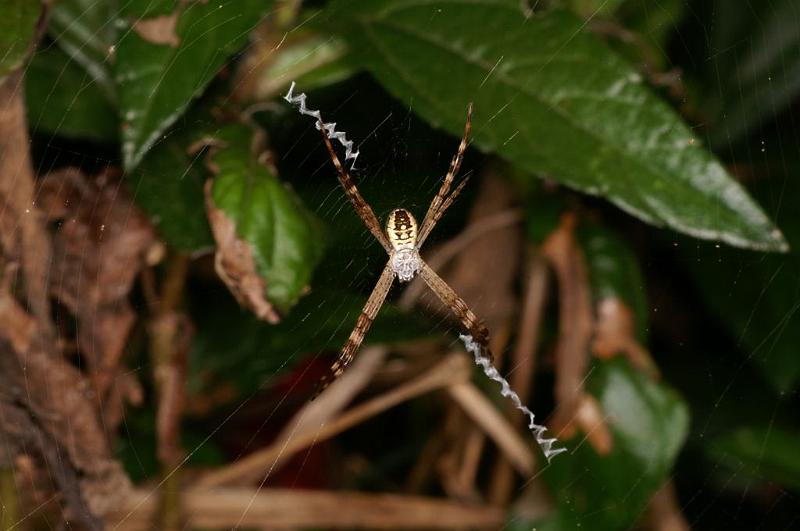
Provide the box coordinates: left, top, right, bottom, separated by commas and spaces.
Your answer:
460, 334, 567, 461
284, 81, 361, 168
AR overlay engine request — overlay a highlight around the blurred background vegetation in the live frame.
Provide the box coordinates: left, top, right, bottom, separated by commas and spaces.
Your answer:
0, 0, 799, 529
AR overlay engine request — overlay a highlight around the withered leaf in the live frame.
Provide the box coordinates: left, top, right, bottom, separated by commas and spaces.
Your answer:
133, 12, 180, 47
204, 179, 281, 324
200, 124, 324, 320
0, 283, 131, 521
593, 297, 659, 378
37, 168, 156, 424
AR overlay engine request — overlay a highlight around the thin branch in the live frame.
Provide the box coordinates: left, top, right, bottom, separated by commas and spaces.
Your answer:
490, 252, 550, 504
447, 382, 535, 475
109, 488, 504, 529
196, 353, 472, 489
1, 467, 19, 530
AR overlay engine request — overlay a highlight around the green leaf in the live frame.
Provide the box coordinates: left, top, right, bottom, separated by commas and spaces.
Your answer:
245, 31, 356, 100
329, 0, 787, 252
129, 119, 214, 251
116, 0, 270, 170
190, 286, 429, 397
208, 124, 325, 314
48, 0, 117, 98
579, 223, 648, 337
25, 47, 118, 141
710, 426, 800, 492
0, 0, 40, 78
544, 359, 689, 530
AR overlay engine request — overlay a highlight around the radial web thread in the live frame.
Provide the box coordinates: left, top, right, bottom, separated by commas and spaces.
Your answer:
460, 334, 567, 461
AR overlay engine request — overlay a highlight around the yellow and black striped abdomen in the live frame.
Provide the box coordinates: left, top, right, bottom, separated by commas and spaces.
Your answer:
386, 208, 418, 251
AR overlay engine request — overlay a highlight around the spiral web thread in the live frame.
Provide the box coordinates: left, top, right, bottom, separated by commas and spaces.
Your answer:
460, 334, 567, 461
284, 81, 361, 168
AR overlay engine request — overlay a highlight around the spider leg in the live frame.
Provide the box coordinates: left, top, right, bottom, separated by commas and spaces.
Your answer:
319, 125, 392, 253
417, 103, 473, 245
313, 260, 395, 398
417, 260, 493, 361
418, 172, 472, 248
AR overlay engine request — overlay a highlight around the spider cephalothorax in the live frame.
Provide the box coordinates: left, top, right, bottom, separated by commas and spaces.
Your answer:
387, 208, 421, 282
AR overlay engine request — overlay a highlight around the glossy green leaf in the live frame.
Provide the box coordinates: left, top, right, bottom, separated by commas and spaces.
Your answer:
329, 0, 786, 252
0, 0, 40, 78
116, 0, 270, 170
208, 124, 325, 314
710, 426, 800, 492
48, 0, 117, 98
129, 119, 213, 251
190, 286, 429, 396
544, 359, 689, 530
25, 47, 118, 141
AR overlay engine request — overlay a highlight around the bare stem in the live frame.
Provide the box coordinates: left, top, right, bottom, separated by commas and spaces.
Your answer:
0, 467, 19, 531
150, 253, 191, 530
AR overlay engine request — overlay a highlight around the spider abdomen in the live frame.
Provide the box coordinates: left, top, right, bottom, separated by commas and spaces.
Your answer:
387, 209, 421, 281
386, 208, 418, 251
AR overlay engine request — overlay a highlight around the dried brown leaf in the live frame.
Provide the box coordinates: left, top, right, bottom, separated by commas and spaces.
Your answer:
133, 12, 180, 47
574, 393, 613, 455
0, 285, 131, 520
204, 179, 280, 323
593, 297, 659, 378
37, 168, 157, 422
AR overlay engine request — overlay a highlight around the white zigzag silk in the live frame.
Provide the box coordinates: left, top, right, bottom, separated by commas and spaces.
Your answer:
284, 81, 361, 168
460, 334, 567, 461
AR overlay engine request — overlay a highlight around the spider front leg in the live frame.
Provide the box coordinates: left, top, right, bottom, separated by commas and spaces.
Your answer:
319, 126, 392, 253
313, 260, 395, 398
418, 103, 473, 245
417, 260, 493, 362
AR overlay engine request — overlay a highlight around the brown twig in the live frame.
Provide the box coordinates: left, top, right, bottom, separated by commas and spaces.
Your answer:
0, 467, 19, 530
207, 346, 387, 488
0, 71, 53, 336
489, 252, 550, 504
274, 346, 387, 450
109, 487, 504, 529
541, 213, 595, 438
642, 480, 690, 531
197, 353, 472, 489
149, 253, 192, 531
447, 382, 535, 476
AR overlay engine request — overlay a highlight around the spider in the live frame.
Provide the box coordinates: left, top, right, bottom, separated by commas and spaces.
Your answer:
314, 104, 492, 396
